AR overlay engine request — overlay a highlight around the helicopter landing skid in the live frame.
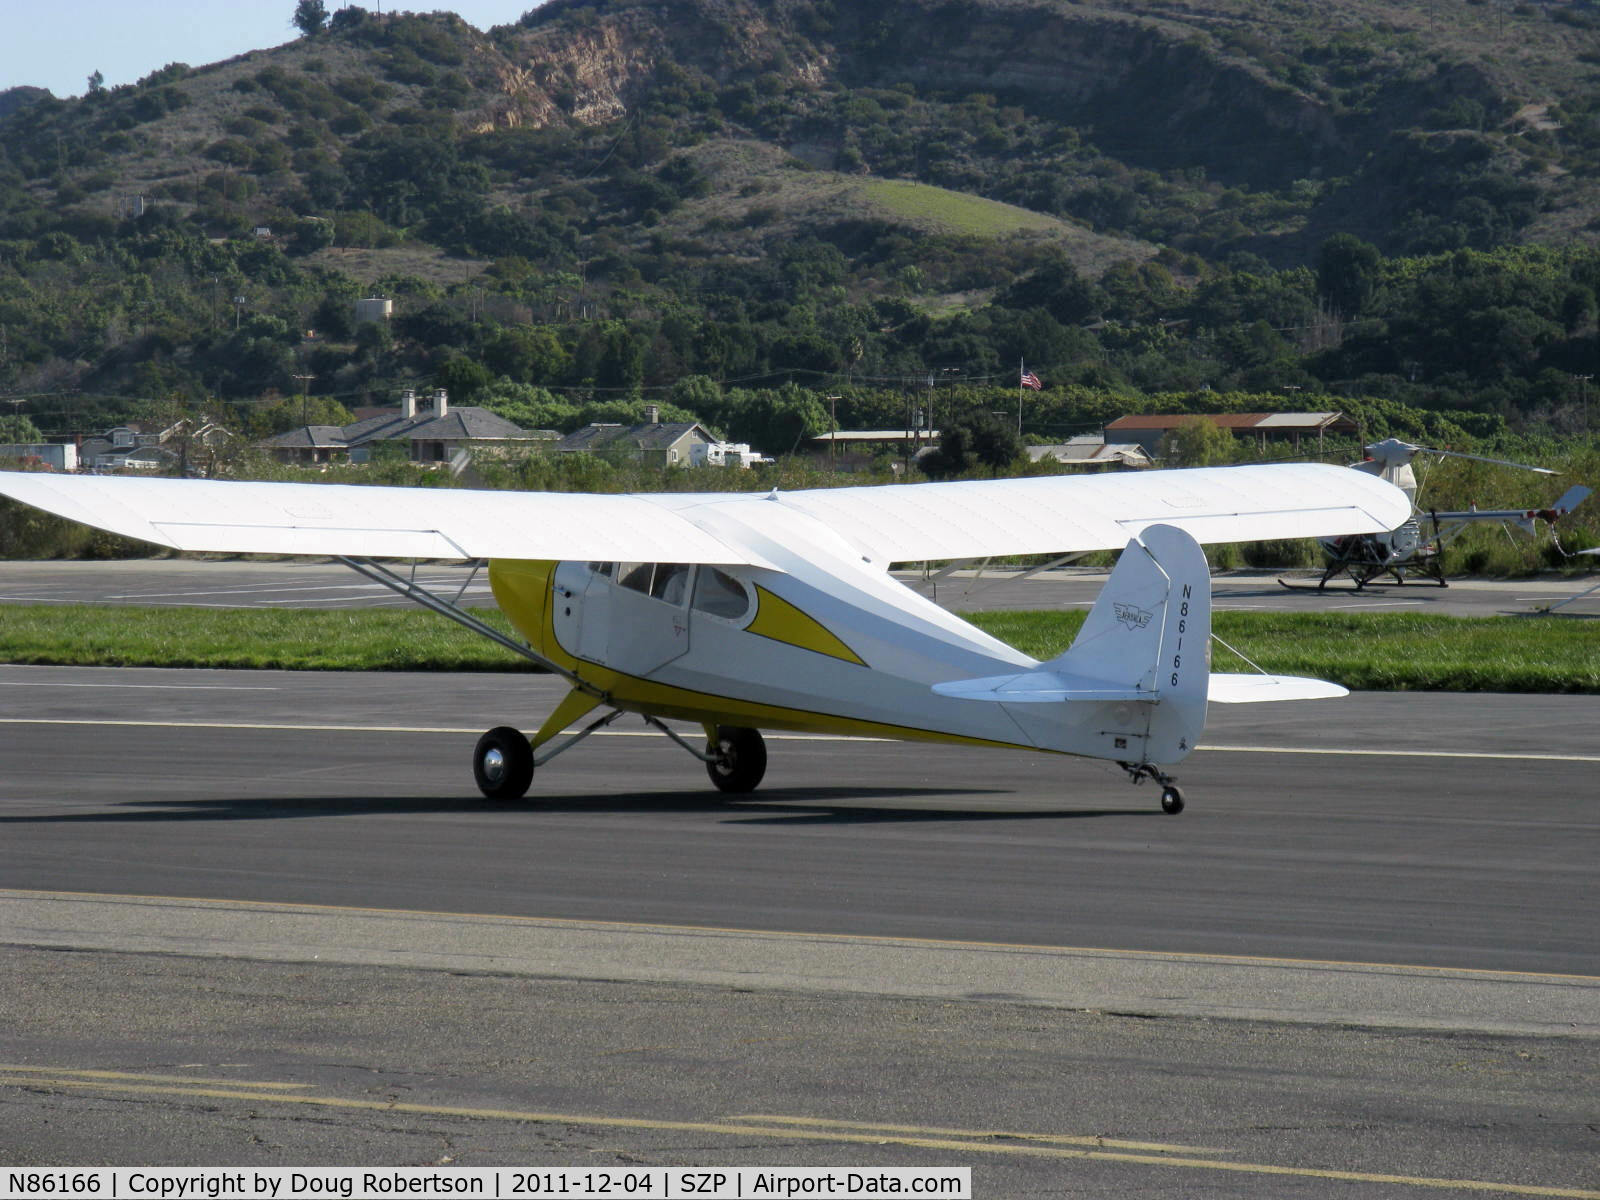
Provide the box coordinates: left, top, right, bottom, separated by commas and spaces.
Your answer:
1277, 568, 1449, 592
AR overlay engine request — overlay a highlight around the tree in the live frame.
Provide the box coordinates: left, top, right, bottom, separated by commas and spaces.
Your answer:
329, 5, 370, 32
435, 353, 493, 403
1317, 234, 1381, 319
0, 414, 44, 443
292, 0, 328, 37
1159, 415, 1236, 467
918, 411, 1022, 479
86, 70, 104, 95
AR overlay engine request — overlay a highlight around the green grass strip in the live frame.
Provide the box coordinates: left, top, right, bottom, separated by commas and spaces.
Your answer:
0, 605, 529, 673
966, 610, 1600, 694
0, 604, 1595, 693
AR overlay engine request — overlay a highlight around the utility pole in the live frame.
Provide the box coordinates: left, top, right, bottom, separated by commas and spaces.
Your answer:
293, 373, 315, 425
826, 395, 840, 464
941, 368, 961, 428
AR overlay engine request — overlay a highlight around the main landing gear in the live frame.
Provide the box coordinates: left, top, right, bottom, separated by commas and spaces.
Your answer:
705, 725, 768, 794
474, 726, 535, 801
1120, 761, 1185, 815
470, 713, 768, 801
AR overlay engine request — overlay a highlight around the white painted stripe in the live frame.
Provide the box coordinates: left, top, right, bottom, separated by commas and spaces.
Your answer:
0, 717, 869, 741
256, 597, 417, 606
1203, 743, 1600, 764
98, 577, 481, 601
1329, 600, 1426, 609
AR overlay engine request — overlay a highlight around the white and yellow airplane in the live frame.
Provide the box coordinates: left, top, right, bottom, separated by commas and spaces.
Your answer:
0, 464, 1408, 813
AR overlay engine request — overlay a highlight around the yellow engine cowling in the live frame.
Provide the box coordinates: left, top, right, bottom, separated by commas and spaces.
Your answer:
487, 559, 566, 665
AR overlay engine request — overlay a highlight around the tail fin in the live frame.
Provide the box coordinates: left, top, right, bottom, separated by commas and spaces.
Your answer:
1049, 522, 1211, 761
931, 524, 1345, 764
1549, 485, 1591, 519
933, 523, 1211, 763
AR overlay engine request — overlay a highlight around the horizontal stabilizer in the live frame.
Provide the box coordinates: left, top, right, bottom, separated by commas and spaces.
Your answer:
932, 669, 1151, 704
1207, 673, 1347, 703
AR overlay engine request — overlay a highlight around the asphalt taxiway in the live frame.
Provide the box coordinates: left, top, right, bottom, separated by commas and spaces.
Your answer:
2, 665, 1597, 1190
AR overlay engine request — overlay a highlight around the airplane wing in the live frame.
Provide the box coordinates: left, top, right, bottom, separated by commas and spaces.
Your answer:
0, 462, 1406, 565
758, 462, 1410, 563
0, 473, 771, 565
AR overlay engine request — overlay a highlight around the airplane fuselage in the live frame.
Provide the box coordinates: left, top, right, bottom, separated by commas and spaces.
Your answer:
487, 501, 1188, 764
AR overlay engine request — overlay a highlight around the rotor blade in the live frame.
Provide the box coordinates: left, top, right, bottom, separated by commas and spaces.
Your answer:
1420, 447, 1559, 474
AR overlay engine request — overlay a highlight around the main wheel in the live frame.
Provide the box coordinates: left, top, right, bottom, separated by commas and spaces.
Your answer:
706, 726, 767, 794
1160, 785, 1185, 815
474, 725, 534, 801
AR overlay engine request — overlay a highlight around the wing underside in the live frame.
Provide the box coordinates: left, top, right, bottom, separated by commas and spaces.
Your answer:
0, 473, 769, 565
762, 463, 1410, 563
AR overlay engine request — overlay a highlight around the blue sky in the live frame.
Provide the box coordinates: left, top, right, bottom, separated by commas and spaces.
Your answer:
6, 3, 542, 98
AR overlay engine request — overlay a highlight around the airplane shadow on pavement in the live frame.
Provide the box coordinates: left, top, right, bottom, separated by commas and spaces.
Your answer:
0, 786, 1152, 824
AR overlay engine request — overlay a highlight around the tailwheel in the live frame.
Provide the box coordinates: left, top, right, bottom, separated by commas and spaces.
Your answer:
706, 725, 767, 794
1121, 761, 1186, 815
474, 725, 534, 801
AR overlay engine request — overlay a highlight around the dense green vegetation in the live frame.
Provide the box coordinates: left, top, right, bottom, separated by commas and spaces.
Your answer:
1, 1, 1598, 431
1, 603, 1595, 693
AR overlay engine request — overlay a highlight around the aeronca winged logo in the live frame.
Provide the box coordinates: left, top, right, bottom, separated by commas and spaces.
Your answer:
1113, 601, 1153, 630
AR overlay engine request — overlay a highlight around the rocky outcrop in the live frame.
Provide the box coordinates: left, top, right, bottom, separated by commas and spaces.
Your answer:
493, 0, 1345, 187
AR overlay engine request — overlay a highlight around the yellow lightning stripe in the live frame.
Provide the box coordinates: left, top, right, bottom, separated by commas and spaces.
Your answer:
746, 584, 866, 666
0, 1070, 1594, 1197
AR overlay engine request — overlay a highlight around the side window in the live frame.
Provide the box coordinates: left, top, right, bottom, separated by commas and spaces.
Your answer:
616, 562, 653, 593
587, 561, 613, 578
692, 568, 750, 620
650, 563, 691, 605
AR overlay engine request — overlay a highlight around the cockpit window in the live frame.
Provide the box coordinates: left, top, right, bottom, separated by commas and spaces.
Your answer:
650, 563, 691, 605
692, 568, 750, 619
616, 562, 653, 593
587, 561, 613, 577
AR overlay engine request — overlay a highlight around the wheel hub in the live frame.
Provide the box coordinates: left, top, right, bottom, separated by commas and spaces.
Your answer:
481, 747, 505, 784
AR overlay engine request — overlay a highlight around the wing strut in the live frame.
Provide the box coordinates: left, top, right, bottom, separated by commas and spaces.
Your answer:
336, 556, 600, 697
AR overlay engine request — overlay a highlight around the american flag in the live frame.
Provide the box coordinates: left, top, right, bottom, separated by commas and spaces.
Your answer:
1020, 370, 1043, 390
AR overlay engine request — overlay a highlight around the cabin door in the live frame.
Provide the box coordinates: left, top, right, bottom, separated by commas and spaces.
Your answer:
604, 562, 692, 677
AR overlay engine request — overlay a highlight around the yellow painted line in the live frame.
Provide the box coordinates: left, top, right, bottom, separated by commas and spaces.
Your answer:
725, 1113, 1228, 1155
0, 1073, 1594, 1198
0, 1065, 308, 1090
6, 888, 1598, 985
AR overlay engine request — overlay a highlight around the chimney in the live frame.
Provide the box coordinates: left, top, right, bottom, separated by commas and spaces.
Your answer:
400, 388, 416, 419
433, 388, 449, 418
644, 404, 660, 424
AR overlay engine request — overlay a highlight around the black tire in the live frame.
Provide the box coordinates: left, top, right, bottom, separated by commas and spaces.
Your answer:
1160, 785, 1185, 815
474, 725, 534, 801
705, 726, 767, 794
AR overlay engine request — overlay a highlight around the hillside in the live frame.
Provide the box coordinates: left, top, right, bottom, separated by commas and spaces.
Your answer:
1, 0, 1599, 443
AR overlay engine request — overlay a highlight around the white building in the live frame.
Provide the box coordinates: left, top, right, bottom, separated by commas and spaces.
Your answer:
693, 441, 771, 468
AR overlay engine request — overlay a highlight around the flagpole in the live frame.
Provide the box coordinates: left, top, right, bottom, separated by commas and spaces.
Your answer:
1018, 358, 1024, 438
